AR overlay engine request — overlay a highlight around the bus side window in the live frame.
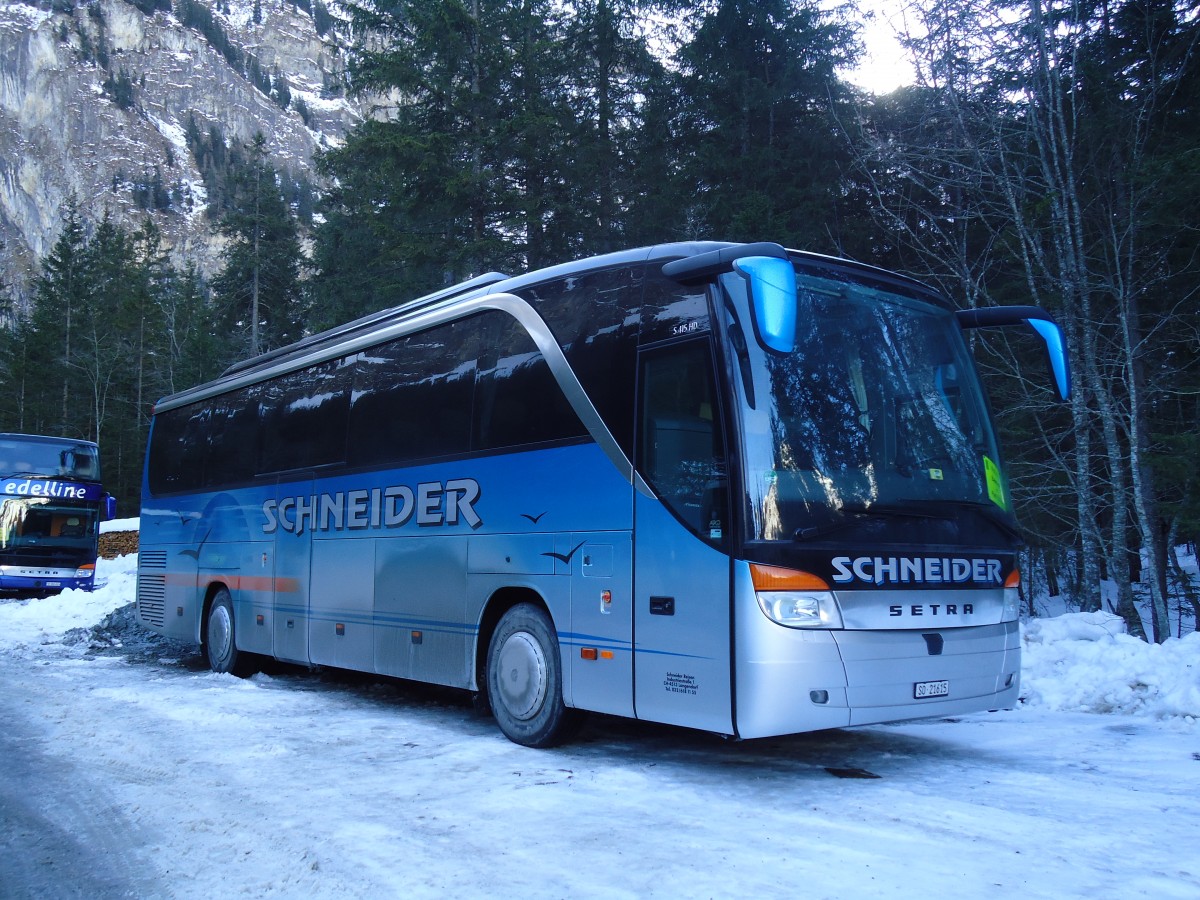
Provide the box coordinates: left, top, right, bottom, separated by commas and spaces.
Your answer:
638, 340, 728, 542
474, 313, 585, 451
348, 319, 479, 469
205, 385, 261, 488
259, 358, 352, 474
148, 405, 207, 494
518, 266, 640, 457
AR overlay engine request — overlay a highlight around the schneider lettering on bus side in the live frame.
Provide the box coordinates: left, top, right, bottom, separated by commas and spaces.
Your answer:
262, 478, 483, 535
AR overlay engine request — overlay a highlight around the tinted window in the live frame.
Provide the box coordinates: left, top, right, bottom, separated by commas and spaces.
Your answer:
518, 266, 640, 456
638, 340, 729, 543
640, 270, 710, 346
148, 405, 207, 495
348, 318, 480, 468
260, 358, 353, 473
148, 306, 593, 495
204, 386, 261, 486
475, 313, 585, 450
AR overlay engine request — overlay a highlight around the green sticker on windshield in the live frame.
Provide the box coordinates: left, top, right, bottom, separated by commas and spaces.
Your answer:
984, 456, 1007, 510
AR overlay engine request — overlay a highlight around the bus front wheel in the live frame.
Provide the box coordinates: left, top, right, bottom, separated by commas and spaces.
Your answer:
205, 588, 255, 677
487, 603, 576, 747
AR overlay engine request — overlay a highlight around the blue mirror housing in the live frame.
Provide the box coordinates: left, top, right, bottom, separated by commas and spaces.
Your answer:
104, 494, 117, 521
956, 305, 1071, 401
733, 256, 798, 354
1026, 318, 1071, 401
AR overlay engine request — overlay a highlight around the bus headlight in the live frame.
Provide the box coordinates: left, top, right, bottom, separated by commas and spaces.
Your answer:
757, 591, 844, 628
750, 564, 843, 629
74, 563, 96, 580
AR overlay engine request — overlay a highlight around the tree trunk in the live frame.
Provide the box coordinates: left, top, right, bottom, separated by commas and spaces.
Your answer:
1122, 291, 1171, 641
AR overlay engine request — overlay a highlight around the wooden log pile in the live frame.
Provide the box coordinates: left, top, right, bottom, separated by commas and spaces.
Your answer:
99, 530, 139, 559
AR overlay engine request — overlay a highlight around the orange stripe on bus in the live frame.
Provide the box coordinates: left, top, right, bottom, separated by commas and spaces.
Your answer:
225, 575, 301, 593
160, 573, 300, 593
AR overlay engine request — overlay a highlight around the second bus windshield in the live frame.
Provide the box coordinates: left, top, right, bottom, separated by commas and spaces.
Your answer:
727, 267, 1014, 546
0, 438, 100, 482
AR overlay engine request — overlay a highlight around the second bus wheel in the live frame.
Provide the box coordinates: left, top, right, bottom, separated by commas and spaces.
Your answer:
204, 588, 257, 677
487, 603, 578, 747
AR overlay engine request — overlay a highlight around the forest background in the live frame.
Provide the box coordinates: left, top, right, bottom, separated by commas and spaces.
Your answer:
1, 0, 1197, 642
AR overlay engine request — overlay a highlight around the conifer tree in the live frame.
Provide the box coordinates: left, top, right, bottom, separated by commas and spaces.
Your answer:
212, 134, 305, 357
28, 199, 90, 435
162, 263, 223, 395
75, 211, 134, 442
667, 0, 859, 248
313, 0, 668, 317
560, 0, 664, 253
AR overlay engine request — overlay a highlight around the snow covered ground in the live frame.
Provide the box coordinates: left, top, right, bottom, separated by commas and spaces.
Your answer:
1, 550, 1197, 898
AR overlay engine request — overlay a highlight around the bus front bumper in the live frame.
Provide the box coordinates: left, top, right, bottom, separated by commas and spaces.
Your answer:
0, 564, 97, 595
734, 620, 1021, 739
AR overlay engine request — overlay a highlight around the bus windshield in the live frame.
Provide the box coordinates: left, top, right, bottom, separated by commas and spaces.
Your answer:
733, 268, 1016, 547
0, 438, 101, 482
0, 497, 99, 553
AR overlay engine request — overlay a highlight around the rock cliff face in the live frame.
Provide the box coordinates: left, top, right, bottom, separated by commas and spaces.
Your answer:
0, 0, 361, 303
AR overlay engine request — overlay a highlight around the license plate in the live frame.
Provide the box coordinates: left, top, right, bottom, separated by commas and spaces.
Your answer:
914, 680, 949, 699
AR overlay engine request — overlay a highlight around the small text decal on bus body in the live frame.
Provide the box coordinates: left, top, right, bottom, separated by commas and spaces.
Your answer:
262, 478, 482, 536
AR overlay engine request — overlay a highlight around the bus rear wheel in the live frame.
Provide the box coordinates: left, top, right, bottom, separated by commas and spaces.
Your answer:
487, 603, 576, 748
205, 588, 256, 677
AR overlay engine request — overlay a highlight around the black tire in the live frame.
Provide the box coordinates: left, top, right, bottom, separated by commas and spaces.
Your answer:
204, 588, 256, 677
486, 603, 577, 748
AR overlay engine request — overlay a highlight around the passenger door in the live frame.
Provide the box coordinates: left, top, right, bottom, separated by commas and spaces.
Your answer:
633, 339, 734, 733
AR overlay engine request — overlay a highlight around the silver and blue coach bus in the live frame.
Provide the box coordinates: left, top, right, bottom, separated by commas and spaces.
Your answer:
136, 242, 1069, 746
1, 433, 116, 595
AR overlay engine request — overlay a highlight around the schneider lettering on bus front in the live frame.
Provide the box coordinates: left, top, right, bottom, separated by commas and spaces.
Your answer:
831, 556, 1004, 586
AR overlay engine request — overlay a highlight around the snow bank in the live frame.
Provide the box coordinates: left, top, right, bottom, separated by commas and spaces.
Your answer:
0, 555, 138, 655
100, 516, 140, 533
1021, 611, 1200, 721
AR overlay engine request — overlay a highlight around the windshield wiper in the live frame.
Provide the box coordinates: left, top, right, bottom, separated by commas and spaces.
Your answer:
793, 518, 863, 542
793, 504, 948, 542
908, 499, 1025, 542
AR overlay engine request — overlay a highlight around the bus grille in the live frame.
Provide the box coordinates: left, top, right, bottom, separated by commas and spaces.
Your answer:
138, 574, 166, 626
140, 550, 167, 569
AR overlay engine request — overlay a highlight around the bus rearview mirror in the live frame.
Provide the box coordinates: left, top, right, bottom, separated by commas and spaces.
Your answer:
956, 306, 1072, 401
1027, 318, 1071, 401
733, 256, 798, 355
